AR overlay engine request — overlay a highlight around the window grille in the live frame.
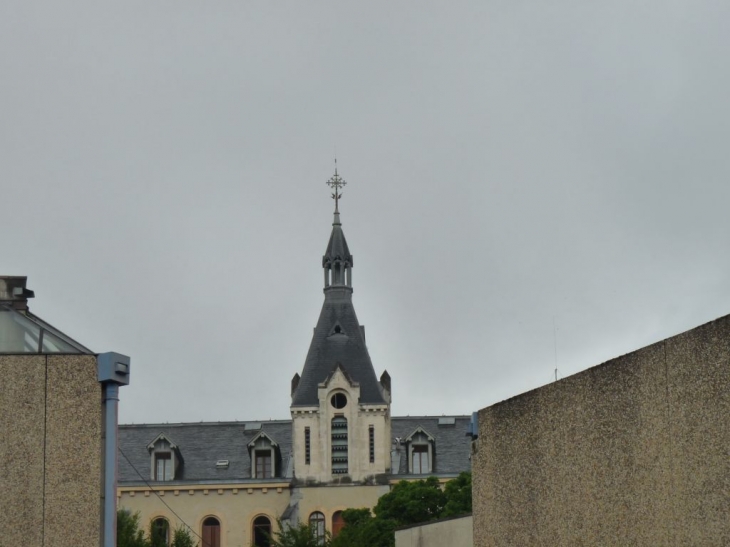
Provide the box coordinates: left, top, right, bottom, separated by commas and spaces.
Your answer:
369, 425, 375, 463
331, 417, 348, 474
305, 427, 311, 465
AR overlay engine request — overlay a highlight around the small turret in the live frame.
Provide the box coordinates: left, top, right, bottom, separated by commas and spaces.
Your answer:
322, 165, 353, 290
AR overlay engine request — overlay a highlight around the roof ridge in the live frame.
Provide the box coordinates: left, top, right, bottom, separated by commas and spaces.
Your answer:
119, 419, 292, 428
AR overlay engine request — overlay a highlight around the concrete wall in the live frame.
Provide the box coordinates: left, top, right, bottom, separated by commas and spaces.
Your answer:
396, 515, 473, 547
0, 354, 102, 547
472, 315, 730, 546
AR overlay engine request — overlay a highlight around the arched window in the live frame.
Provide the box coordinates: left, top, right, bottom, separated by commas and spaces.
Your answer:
202, 517, 221, 547
332, 511, 345, 538
252, 516, 272, 547
309, 511, 326, 545
150, 517, 169, 546
331, 416, 348, 474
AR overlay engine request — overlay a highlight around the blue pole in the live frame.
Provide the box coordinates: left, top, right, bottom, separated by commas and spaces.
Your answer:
103, 383, 120, 547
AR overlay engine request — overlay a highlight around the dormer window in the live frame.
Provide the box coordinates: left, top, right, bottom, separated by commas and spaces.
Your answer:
248, 431, 279, 479
155, 452, 173, 481
405, 427, 435, 475
255, 450, 272, 478
147, 434, 181, 482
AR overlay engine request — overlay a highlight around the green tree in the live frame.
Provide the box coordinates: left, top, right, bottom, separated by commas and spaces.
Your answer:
117, 509, 151, 547
149, 519, 169, 547
330, 509, 395, 547
374, 476, 447, 526
171, 525, 198, 547
442, 472, 472, 517
267, 519, 331, 547
331, 473, 472, 547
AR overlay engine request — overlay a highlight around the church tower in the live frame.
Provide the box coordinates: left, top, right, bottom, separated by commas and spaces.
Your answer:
290, 167, 392, 484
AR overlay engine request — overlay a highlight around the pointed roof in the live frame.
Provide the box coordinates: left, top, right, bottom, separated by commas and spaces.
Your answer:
293, 194, 384, 406
322, 212, 352, 267
292, 287, 386, 406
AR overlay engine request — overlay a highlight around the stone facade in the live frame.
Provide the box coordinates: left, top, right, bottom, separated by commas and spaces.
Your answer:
472, 314, 730, 546
0, 354, 102, 547
291, 366, 391, 484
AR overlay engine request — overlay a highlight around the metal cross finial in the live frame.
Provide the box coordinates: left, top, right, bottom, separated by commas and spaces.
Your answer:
326, 159, 347, 213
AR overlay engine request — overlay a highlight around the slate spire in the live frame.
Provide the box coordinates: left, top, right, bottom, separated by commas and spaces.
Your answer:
291, 168, 386, 407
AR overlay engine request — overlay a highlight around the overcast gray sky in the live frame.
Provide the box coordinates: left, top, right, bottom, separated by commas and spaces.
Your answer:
2, 1, 729, 425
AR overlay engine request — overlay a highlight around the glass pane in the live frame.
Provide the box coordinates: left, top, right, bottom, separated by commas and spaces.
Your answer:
41, 331, 81, 353
0, 305, 89, 354
0, 307, 41, 352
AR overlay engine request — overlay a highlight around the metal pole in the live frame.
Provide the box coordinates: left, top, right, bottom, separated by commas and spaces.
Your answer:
103, 382, 120, 547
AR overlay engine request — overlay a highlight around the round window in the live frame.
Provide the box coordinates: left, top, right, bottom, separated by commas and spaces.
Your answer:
331, 393, 347, 409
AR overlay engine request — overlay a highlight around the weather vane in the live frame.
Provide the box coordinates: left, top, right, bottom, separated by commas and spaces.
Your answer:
326, 159, 347, 213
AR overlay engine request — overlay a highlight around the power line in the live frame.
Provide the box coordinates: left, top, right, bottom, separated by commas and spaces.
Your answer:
118, 447, 210, 547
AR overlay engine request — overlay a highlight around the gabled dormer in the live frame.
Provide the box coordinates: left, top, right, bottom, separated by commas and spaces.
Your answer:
405, 426, 435, 475
247, 431, 281, 479
147, 433, 182, 481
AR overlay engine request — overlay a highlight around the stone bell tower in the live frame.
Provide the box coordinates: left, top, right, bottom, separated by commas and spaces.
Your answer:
290, 166, 391, 484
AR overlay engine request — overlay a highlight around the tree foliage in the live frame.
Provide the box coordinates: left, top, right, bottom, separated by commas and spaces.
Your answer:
331, 472, 472, 547
117, 509, 150, 547
149, 520, 168, 547
374, 476, 446, 525
267, 519, 331, 547
442, 472, 472, 517
330, 509, 395, 547
171, 526, 198, 547
118, 509, 198, 547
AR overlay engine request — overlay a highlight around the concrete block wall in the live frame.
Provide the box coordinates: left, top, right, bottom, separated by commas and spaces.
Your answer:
472, 314, 730, 546
0, 355, 102, 547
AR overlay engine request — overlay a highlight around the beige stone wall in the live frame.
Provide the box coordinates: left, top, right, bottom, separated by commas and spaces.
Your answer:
292, 367, 391, 483
118, 483, 291, 547
0, 354, 102, 547
395, 515, 473, 547
472, 314, 730, 547
295, 483, 390, 529
119, 483, 391, 547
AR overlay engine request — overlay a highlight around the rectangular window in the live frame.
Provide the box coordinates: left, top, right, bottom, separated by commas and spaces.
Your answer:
155, 453, 172, 481
255, 451, 272, 478
331, 417, 348, 474
412, 446, 429, 474
305, 427, 311, 465
369, 425, 375, 463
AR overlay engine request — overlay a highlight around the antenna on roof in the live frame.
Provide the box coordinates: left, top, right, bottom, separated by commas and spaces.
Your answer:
553, 316, 559, 382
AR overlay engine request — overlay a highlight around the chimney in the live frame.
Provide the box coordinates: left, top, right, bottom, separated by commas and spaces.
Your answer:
0, 276, 35, 311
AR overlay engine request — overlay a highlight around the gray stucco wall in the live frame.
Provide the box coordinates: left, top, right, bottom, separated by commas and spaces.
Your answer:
395, 515, 473, 547
473, 314, 730, 546
0, 354, 102, 547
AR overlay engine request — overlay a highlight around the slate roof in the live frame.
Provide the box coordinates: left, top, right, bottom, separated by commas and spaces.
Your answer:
291, 287, 386, 406
117, 416, 471, 485
118, 421, 292, 484
292, 212, 385, 407
391, 416, 472, 476
323, 212, 352, 267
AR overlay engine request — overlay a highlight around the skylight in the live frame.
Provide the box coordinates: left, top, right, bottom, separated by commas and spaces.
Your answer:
0, 305, 92, 354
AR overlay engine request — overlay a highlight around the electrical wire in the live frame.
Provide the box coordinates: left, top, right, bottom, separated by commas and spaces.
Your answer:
118, 447, 211, 547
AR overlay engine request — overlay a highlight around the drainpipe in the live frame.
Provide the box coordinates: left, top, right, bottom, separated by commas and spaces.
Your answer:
98, 352, 131, 547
